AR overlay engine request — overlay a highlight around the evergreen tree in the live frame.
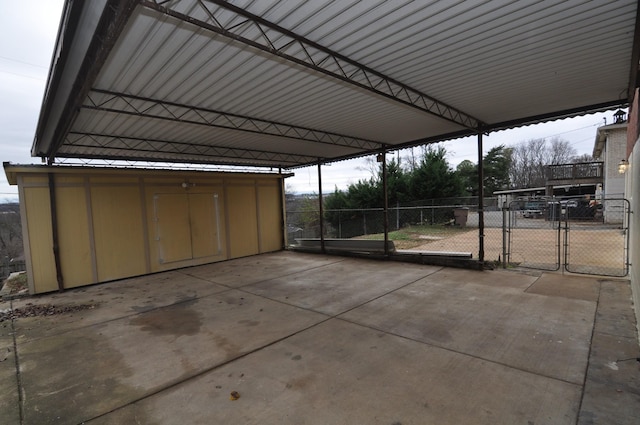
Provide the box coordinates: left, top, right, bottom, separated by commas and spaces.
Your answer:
456, 159, 478, 195
482, 145, 512, 196
377, 157, 410, 207
409, 146, 464, 201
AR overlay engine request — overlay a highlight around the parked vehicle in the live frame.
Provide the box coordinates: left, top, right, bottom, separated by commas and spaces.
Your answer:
523, 201, 545, 218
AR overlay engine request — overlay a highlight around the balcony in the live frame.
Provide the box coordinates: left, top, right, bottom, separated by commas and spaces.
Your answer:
546, 162, 604, 185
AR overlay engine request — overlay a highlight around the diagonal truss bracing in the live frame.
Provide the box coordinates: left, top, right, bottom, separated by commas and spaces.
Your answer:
61, 132, 318, 166
140, 0, 485, 130
84, 89, 382, 151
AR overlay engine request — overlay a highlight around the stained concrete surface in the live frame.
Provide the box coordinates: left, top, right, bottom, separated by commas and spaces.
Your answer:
0, 251, 638, 424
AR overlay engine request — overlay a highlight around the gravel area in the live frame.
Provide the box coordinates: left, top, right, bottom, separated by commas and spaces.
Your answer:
0, 303, 99, 322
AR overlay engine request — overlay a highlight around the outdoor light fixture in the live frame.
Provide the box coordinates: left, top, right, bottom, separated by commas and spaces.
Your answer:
618, 159, 629, 174
376, 153, 384, 162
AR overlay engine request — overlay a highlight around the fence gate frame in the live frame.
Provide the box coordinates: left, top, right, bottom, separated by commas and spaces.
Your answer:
504, 200, 562, 272
504, 198, 630, 277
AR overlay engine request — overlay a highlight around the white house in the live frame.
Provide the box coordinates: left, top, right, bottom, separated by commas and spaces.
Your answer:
592, 111, 628, 224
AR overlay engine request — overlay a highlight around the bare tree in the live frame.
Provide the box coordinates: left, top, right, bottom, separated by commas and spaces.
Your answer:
572, 153, 594, 163
0, 202, 23, 261
548, 137, 577, 165
356, 156, 382, 182
508, 137, 577, 189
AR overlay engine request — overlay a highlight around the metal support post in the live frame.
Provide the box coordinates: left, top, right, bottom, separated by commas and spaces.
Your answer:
381, 151, 390, 256
502, 202, 508, 269
477, 132, 485, 264
317, 162, 325, 253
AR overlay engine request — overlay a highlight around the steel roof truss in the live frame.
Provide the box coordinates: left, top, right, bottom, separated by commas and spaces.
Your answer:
140, 0, 484, 130
84, 89, 381, 150
64, 132, 316, 165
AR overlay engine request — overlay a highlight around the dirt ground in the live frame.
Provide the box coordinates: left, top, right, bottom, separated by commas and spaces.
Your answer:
412, 224, 627, 276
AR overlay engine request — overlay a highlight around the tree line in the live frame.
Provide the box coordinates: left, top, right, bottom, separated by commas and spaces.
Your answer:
322, 137, 590, 212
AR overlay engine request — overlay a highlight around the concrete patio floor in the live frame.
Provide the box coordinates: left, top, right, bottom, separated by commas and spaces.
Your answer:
1, 251, 638, 424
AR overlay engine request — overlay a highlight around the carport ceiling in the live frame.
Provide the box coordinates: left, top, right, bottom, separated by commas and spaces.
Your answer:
32, 0, 639, 169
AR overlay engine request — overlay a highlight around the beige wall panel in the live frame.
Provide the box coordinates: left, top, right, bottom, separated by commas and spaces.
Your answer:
227, 185, 259, 258
154, 194, 192, 264
144, 178, 182, 185
53, 176, 84, 185
90, 176, 139, 184
258, 185, 282, 253
56, 187, 93, 288
146, 187, 182, 272
146, 189, 227, 273
190, 179, 224, 187
91, 186, 146, 281
22, 176, 48, 185
10, 167, 284, 291
23, 187, 57, 293
189, 193, 222, 258
144, 178, 222, 186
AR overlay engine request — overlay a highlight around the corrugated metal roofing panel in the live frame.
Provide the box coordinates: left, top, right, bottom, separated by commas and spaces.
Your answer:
93, 6, 466, 145
32, 0, 637, 169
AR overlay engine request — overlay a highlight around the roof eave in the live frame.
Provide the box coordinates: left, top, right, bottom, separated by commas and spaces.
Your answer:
31, 0, 138, 160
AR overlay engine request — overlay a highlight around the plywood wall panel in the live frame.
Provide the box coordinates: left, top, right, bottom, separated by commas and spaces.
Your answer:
227, 184, 259, 258
154, 193, 192, 264
258, 184, 282, 253
8, 166, 285, 293
91, 186, 146, 281
189, 193, 222, 259
56, 186, 93, 288
23, 187, 57, 293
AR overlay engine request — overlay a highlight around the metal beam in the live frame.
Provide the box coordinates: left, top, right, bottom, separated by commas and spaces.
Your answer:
283, 100, 628, 171
60, 132, 317, 167
140, 0, 484, 130
85, 90, 382, 151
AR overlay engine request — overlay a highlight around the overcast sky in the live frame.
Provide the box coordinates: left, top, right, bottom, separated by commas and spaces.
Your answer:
0, 0, 620, 200
0, 0, 65, 200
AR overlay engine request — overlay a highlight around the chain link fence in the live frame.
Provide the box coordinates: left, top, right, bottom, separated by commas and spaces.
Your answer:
1, 260, 26, 280
287, 194, 630, 276
505, 196, 629, 276
286, 197, 503, 260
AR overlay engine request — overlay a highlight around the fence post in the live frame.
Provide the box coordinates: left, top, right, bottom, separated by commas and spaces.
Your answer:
502, 202, 508, 269
317, 163, 325, 253
431, 204, 434, 225
363, 213, 367, 235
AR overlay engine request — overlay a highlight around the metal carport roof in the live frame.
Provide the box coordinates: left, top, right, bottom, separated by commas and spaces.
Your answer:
32, 0, 639, 169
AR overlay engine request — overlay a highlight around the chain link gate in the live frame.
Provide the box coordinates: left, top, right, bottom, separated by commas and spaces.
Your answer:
505, 200, 561, 271
504, 198, 630, 277
564, 198, 630, 277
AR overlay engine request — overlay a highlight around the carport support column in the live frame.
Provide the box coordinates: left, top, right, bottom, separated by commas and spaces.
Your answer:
317, 162, 325, 253
382, 150, 390, 256
477, 132, 485, 265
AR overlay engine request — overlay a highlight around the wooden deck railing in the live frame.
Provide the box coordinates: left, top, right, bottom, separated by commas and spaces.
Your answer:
546, 162, 604, 181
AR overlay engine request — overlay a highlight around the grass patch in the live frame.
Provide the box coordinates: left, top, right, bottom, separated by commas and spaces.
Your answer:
356, 224, 475, 249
